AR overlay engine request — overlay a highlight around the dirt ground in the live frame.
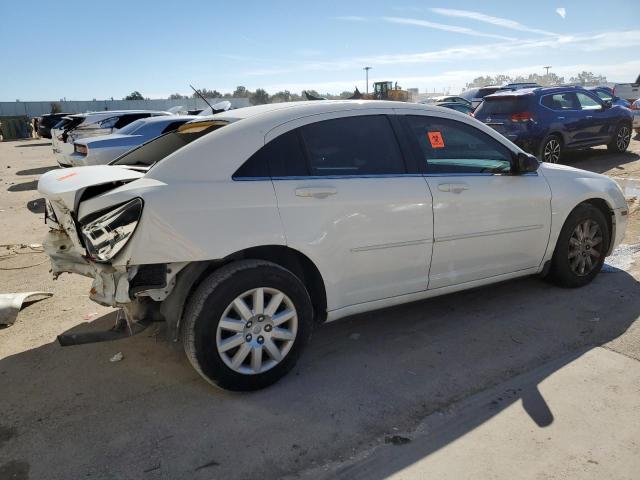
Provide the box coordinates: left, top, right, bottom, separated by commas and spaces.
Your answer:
0, 137, 639, 479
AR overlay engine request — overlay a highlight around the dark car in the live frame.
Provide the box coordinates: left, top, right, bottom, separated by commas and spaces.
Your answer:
37, 113, 72, 138
473, 86, 634, 163
459, 86, 504, 109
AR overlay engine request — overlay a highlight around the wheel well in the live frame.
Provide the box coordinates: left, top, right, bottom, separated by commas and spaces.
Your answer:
582, 198, 614, 252
224, 245, 328, 323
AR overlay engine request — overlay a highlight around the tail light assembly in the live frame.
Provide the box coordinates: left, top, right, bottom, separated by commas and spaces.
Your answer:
511, 112, 535, 122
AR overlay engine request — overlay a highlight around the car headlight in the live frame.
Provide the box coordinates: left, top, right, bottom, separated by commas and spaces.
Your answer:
80, 198, 143, 262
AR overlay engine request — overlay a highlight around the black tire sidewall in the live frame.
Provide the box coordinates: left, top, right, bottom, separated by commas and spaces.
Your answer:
550, 204, 610, 288
539, 134, 562, 163
188, 263, 313, 391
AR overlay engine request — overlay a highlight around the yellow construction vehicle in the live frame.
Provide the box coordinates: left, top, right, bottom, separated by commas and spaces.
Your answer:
362, 81, 409, 101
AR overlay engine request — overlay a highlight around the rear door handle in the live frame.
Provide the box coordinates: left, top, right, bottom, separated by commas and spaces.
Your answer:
295, 187, 337, 198
557, 116, 565, 120
438, 183, 469, 193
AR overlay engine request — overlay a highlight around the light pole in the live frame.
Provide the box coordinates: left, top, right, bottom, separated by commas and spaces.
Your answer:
544, 66, 552, 76
363, 66, 372, 94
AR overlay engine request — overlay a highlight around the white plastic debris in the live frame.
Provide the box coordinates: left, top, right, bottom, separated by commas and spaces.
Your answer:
0, 292, 52, 326
109, 352, 124, 363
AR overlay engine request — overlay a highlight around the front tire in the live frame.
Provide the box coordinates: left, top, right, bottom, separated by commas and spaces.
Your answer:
539, 134, 562, 163
548, 204, 610, 288
182, 260, 314, 391
607, 123, 631, 153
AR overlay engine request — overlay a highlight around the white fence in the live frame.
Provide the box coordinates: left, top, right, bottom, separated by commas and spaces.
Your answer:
0, 98, 251, 117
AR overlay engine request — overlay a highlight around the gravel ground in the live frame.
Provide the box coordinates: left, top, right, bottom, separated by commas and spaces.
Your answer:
0, 137, 638, 479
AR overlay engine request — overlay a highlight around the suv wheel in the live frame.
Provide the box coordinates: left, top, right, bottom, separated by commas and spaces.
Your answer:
547, 203, 610, 288
607, 123, 631, 153
182, 260, 314, 391
540, 135, 562, 163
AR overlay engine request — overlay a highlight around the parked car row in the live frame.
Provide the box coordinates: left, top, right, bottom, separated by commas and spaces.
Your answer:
38, 100, 628, 390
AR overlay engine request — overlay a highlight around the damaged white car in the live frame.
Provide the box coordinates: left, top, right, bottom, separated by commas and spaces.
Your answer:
38, 101, 628, 390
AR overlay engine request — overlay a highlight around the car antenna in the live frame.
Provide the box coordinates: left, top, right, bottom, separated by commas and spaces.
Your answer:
189, 84, 214, 112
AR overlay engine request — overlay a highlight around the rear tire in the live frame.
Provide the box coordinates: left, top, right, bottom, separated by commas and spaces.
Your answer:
607, 123, 631, 153
548, 204, 610, 288
182, 260, 314, 391
539, 134, 562, 163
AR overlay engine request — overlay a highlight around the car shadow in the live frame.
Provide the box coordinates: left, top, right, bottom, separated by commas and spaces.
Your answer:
562, 147, 640, 174
7, 180, 38, 192
13, 142, 52, 148
0, 267, 638, 479
15, 166, 59, 176
26, 198, 45, 214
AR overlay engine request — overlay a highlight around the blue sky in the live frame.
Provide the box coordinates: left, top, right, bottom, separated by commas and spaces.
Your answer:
1, 0, 639, 100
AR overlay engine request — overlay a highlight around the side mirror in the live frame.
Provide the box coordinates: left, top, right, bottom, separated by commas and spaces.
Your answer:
602, 100, 612, 109
516, 152, 539, 173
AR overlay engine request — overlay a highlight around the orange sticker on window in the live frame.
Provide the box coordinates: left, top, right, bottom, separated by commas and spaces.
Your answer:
427, 131, 445, 148
56, 172, 78, 181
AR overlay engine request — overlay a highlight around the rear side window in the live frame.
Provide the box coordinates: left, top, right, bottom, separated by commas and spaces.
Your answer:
234, 130, 307, 178
299, 115, 405, 176
475, 96, 530, 115
541, 93, 579, 110
114, 113, 151, 129
161, 121, 188, 134
405, 115, 512, 174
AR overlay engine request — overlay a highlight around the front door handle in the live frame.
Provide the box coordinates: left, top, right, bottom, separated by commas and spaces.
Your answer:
438, 183, 469, 193
295, 187, 337, 198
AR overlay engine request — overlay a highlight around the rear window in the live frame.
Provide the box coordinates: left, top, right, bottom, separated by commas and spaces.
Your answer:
475, 97, 530, 116
476, 87, 503, 98
117, 119, 147, 135
111, 121, 228, 167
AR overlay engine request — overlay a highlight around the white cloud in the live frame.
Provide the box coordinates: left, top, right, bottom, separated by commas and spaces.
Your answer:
556, 7, 566, 19
430, 8, 556, 36
382, 16, 516, 41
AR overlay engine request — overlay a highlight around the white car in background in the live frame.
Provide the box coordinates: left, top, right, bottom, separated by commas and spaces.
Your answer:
54, 110, 171, 166
67, 115, 197, 167
38, 101, 628, 391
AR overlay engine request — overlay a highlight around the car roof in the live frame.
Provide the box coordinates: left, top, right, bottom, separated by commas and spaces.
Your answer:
485, 85, 592, 99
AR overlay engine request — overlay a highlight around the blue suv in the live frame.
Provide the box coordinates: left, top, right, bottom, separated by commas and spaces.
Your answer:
473, 86, 633, 163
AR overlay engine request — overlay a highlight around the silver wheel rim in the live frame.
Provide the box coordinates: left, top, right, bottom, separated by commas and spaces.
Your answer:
568, 219, 603, 276
216, 287, 298, 375
616, 126, 630, 151
543, 138, 561, 163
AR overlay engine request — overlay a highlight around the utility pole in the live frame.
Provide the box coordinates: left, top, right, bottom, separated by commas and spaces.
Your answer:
363, 66, 372, 94
544, 66, 552, 76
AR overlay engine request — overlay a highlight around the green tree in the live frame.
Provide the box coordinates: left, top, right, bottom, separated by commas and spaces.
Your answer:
233, 86, 250, 98
168, 93, 187, 99
250, 88, 270, 105
192, 88, 222, 99
569, 71, 607, 86
124, 91, 144, 100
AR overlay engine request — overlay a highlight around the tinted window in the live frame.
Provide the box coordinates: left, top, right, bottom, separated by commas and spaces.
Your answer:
114, 113, 151, 129
477, 87, 503, 98
405, 116, 512, 174
117, 119, 147, 135
161, 121, 189, 134
459, 89, 478, 100
594, 90, 612, 101
576, 92, 602, 110
475, 96, 530, 115
541, 93, 579, 110
234, 130, 307, 178
299, 115, 405, 176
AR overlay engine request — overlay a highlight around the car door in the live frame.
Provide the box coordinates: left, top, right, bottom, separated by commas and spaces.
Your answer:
540, 92, 583, 146
399, 113, 552, 289
263, 112, 434, 311
575, 91, 611, 144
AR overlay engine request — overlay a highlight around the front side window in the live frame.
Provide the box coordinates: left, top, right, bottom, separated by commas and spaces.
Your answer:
594, 90, 612, 102
299, 115, 405, 176
405, 115, 512, 174
576, 92, 602, 110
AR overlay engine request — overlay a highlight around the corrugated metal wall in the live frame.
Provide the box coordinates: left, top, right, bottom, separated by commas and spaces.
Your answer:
0, 98, 251, 117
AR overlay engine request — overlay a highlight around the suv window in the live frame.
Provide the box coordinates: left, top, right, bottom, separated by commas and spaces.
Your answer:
405, 115, 512, 174
593, 90, 612, 102
541, 92, 580, 110
299, 115, 405, 176
475, 96, 530, 115
576, 92, 602, 110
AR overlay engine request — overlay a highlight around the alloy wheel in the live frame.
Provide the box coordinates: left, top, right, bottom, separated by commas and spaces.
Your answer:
616, 125, 631, 151
568, 219, 603, 276
543, 138, 561, 163
216, 287, 298, 375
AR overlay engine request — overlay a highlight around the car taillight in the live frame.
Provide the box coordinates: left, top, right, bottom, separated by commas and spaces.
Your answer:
74, 144, 88, 156
511, 112, 534, 122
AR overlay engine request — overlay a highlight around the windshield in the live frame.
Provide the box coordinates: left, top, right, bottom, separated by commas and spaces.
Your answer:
110, 120, 228, 167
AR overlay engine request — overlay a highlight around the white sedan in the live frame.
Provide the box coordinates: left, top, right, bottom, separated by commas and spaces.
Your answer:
38, 101, 628, 390
66, 115, 197, 167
